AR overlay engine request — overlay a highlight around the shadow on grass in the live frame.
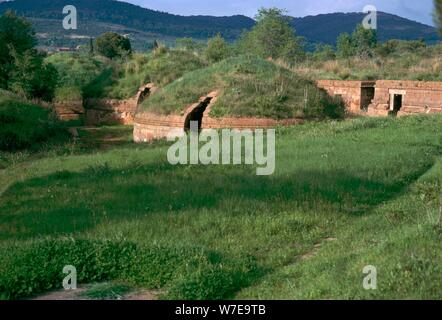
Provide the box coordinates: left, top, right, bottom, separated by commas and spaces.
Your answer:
0, 158, 435, 240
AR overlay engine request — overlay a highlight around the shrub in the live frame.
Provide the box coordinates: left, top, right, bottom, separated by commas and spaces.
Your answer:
95, 32, 132, 59
238, 8, 305, 64
0, 10, 36, 89
0, 239, 259, 300
0, 93, 68, 151
204, 34, 230, 63
0, 11, 57, 101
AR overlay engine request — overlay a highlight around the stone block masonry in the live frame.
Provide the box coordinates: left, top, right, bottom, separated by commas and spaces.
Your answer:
53, 101, 85, 121
317, 80, 442, 116
133, 91, 303, 142
368, 80, 442, 116
85, 83, 157, 126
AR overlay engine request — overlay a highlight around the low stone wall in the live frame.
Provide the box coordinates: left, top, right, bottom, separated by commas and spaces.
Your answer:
53, 101, 85, 121
85, 83, 157, 126
133, 91, 303, 142
85, 98, 138, 125
368, 80, 442, 116
316, 80, 376, 113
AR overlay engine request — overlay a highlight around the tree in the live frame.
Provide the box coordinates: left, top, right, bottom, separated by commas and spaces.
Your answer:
95, 32, 132, 59
9, 49, 58, 101
336, 24, 377, 59
336, 33, 354, 58
351, 24, 377, 58
0, 10, 37, 89
435, 0, 442, 35
204, 34, 230, 63
238, 8, 304, 64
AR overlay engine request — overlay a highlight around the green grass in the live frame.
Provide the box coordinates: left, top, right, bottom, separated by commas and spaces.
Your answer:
140, 55, 345, 119
0, 115, 441, 299
0, 90, 70, 152
48, 50, 207, 101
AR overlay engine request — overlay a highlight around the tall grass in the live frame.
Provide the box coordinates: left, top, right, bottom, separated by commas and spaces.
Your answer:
294, 44, 442, 81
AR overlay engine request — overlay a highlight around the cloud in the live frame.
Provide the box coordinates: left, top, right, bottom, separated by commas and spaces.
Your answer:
124, 0, 435, 25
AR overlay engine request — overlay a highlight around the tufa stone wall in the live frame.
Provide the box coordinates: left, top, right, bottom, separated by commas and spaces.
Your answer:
53, 101, 85, 121
367, 80, 442, 116
317, 79, 442, 116
85, 83, 157, 125
316, 80, 376, 114
133, 91, 303, 142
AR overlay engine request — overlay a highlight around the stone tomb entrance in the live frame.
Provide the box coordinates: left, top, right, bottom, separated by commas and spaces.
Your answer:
388, 89, 405, 116
184, 97, 213, 132
183, 91, 218, 132
361, 86, 375, 111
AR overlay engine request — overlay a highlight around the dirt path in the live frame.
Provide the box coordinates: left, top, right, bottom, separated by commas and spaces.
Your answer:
33, 284, 161, 301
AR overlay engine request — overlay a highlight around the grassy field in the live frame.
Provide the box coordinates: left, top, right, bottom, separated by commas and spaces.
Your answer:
0, 115, 441, 300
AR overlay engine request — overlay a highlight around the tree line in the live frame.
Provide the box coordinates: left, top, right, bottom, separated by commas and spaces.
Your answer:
1, 2, 441, 102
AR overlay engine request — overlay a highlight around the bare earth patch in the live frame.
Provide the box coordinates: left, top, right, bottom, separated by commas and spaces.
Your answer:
33, 284, 161, 301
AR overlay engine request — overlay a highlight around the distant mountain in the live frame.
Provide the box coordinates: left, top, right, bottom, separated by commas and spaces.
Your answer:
0, 0, 439, 51
291, 12, 439, 46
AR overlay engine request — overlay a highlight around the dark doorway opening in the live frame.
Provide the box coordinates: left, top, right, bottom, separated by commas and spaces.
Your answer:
389, 94, 403, 116
184, 97, 213, 133
137, 87, 151, 105
361, 87, 375, 111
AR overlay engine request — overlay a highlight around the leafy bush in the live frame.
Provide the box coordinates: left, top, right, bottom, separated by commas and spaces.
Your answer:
0, 239, 259, 300
238, 8, 305, 64
0, 11, 58, 101
95, 32, 132, 59
0, 92, 68, 151
204, 34, 230, 63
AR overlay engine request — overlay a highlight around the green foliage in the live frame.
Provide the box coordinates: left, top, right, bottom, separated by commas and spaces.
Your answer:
0, 11, 57, 101
95, 32, 132, 59
141, 56, 344, 119
0, 239, 259, 300
238, 8, 305, 64
98, 50, 206, 99
375, 39, 426, 57
0, 92, 68, 151
54, 86, 83, 102
313, 44, 336, 61
204, 34, 230, 63
0, 10, 36, 89
9, 49, 58, 101
352, 24, 377, 57
336, 24, 377, 59
336, 33, 354, 58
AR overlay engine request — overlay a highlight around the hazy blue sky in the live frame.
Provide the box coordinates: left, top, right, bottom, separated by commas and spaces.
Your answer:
124, 0, 436, 26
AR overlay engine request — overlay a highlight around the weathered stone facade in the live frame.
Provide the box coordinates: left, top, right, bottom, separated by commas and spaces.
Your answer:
85, 98, 138, 125
85, 83, 157, 125
133, 91, 303, 142
367, 80, 442, 116
317, 79, 442, 116
316, 80, 376, 114
53, 101, 85, 121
